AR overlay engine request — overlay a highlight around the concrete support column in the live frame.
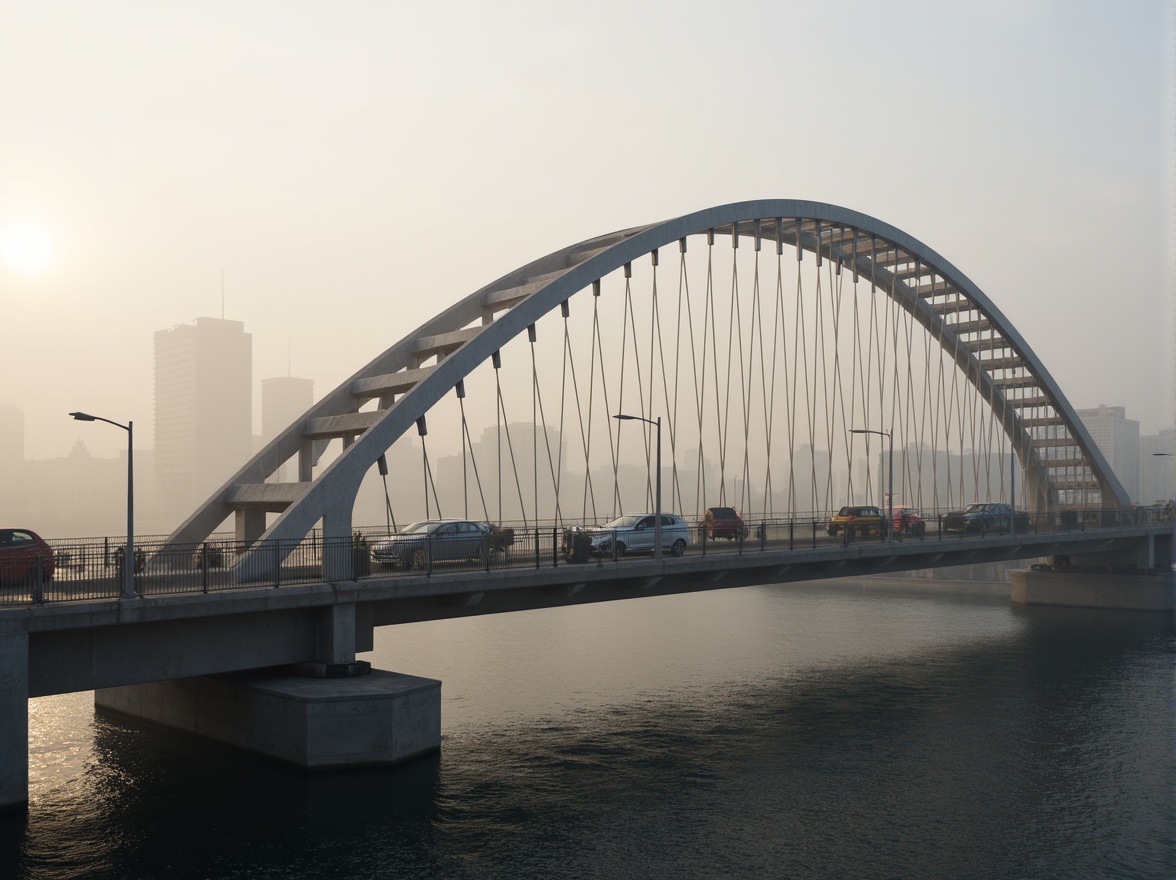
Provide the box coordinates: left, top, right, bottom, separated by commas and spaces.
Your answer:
235, 508, 267, 546
321, 503, 353, 581
298, 441, 314, 482
315, 604, 356, 665
0, 631, 29, 812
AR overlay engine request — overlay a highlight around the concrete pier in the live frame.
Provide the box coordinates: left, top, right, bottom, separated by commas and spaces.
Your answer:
0, 632, 28, 813
1011, 569, 1175, 612
95, 667, 441, 768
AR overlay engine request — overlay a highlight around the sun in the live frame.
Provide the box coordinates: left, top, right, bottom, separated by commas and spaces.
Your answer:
1, 223, 52, 273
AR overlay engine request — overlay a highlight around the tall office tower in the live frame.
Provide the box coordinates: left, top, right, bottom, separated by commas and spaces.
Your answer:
1139, 427, 1175, 504
0, 401, 24, 467
154, 317, 252, 528
1075, 404, 1140, 503
0, 402, 25, 515
261, 376, 314, 482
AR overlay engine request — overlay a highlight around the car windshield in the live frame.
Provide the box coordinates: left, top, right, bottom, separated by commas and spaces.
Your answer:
399, 521, 440, 534
709, 507, 738, 519
601, 516, 640, 529
964, 504, 990, 513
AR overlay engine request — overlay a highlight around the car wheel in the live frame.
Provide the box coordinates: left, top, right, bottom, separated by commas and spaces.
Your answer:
615, 541, 627, 557
411, 547, 428, 570
671, 539, 686, 557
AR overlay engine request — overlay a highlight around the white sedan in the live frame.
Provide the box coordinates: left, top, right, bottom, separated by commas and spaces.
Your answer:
585, 514, 691, 557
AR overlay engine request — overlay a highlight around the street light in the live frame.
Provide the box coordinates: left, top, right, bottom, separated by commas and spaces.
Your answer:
850, 428, 892, 542
69, 411, 135, 599
614, 413, 662, 558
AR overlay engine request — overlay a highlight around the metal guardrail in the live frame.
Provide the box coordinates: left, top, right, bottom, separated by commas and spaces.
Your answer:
2, 508, 1170, 607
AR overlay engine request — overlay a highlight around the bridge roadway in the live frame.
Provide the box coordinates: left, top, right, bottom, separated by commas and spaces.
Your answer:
6, 522, 1168, 701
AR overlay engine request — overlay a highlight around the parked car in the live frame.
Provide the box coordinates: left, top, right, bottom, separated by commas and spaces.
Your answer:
371, 519, 492, 569
827, 505, 886, 538
942, 502, 1014, 533
891, 505, 926, 536
702, 506, 747, 540
586, 514, 691, 557
0, 528, 55, 583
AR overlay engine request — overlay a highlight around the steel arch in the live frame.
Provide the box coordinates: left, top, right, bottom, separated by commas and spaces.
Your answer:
163, 200, 1128, 576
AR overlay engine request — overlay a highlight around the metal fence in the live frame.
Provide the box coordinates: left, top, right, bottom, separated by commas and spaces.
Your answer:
2, 506, 1170, 607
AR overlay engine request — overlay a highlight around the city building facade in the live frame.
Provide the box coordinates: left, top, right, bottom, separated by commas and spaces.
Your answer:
1075, 405, 1140, 503
154, 317, 252, 528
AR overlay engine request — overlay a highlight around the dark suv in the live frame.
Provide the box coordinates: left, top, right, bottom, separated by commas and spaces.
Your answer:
943, 502, 1014, 534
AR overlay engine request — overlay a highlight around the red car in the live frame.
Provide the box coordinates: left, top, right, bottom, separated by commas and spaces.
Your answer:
891, 506, 926, 536
0, 528, 55, 582
702, 506, 747, 540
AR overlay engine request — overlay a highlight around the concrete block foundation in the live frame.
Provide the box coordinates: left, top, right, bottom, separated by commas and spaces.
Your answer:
95, 668, 440, 768
1011, 569, 1175, 611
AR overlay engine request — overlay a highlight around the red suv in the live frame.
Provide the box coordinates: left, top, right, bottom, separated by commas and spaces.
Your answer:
702, 506, 747, 540
0, 528, 55, 583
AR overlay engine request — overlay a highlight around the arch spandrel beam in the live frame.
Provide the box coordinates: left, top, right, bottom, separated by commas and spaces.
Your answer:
161, 200, 1128, 577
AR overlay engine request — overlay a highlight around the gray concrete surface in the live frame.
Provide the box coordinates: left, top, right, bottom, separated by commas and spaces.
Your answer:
95, 668, 441, 768
1011, 569, 1175, 611
0, 631, 28, 812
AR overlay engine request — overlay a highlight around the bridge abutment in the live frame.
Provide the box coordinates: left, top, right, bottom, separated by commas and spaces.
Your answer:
1011, 569, 1175, 611
95, 668, 441, 770
0, 631, 28, 812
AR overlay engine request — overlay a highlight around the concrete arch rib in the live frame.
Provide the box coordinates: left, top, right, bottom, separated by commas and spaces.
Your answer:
163, 200, 1128, 577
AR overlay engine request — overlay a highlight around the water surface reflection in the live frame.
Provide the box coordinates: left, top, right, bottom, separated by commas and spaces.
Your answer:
5, 583, 1172, 879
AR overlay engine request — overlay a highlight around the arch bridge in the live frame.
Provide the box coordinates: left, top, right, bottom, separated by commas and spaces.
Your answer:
164, 200, 1127, 580
3, 201, 1166, 814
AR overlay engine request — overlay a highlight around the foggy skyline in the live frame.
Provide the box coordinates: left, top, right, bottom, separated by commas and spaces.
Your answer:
0, 1, 1171, 469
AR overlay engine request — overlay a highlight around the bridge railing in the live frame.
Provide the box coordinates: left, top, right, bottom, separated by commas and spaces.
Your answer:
1, 507, 1169, 607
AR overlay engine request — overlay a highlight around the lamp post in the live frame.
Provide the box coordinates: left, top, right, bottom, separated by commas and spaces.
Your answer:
70, 411, 135, 598
850, 428, 892, 542
614, 413, 662, 558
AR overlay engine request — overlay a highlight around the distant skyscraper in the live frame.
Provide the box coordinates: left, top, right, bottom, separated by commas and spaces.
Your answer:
261, 376, 314, 482
1075, 404, 1140, 503
1139, 427, 1175, 504
0, 401, 24, 467
0, 402, 25, 516
154, 317, 252, 527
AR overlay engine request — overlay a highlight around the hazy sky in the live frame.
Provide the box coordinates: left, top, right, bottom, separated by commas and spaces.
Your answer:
0, 0, 1171, 462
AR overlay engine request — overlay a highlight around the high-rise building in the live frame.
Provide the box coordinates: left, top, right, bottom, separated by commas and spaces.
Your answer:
1139, 427, 1175, 504
154, 317, 252, 527
1075, 404, 1140, 503
261, 376, 314, 482
0, 402, 25, 518
0, 401, 25, 466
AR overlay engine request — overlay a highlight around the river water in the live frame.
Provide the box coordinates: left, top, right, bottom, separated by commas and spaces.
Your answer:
3, 579, 1173, 879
